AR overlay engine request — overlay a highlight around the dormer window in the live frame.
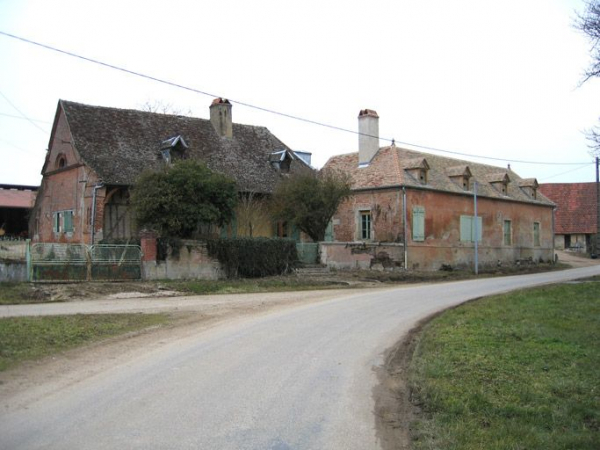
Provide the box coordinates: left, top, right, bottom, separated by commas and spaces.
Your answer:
269, 149, 295, 173
55, 154, 67, 170
403, 158, 430, 185
446, 165, 472, 191
160, 135, 188, 164
487, 172, 511, 195
518, 178, 539, 199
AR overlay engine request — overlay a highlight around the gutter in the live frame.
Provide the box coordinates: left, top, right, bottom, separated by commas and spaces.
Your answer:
402, 186, 408, 270
90, 182, 104, 245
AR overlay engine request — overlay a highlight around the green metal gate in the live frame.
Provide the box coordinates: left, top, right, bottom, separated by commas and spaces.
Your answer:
30, 243, 142, 282
296, 243, 319, 265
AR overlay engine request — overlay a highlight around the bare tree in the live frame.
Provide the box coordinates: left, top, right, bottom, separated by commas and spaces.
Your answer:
576, 0, 600, 82
576, 1, 600, 154
585, 125, 600, 155
236, 191, 271, 237
139, 100, 193, 116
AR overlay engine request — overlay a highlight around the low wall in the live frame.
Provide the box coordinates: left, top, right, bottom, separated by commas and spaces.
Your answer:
142, 239, 223, 280
406, 245, 554, 271
0, 260, 28, 282
321, 242, 554, 271
320, 242, 405, 270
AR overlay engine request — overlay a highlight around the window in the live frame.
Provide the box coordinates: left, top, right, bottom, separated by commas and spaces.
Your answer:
503, 220, 512, 245
460, 215, 482, 242
53, 210, 74, 234
53, 212, 61, 233
533, 222, 540, 247
360, 210, 372, 240
412, 206, 425, 241
55, 154, 67, 169
63, 211, 74, 233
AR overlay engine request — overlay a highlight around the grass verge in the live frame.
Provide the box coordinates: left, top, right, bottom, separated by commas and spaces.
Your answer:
0, 282, 51, 305
0, 313, 170, 372
408, 279, 600, 450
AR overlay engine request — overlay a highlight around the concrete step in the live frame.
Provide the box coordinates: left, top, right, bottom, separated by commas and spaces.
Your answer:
295, 265, 330, 276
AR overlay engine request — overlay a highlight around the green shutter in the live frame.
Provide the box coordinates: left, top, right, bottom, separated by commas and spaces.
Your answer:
413, 207, 425, 241
63, 211, 74, 232
324, 220, 334, 242
504, 220, 512, 245
460, 215, 471, 242
460, 215, 481, 242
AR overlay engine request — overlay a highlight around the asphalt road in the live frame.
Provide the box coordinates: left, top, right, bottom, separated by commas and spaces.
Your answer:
2, 266, 599, 450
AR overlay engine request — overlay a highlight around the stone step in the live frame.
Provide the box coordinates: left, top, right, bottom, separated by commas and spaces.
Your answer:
295, 265, 330, 276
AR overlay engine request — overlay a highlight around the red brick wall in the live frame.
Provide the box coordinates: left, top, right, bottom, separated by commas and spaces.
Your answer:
331, 187, 554, 270
334, 189, 402, 242
33, 107, 104, 244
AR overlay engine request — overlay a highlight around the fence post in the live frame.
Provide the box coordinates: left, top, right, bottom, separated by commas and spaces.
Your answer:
26, 239, 32, 282
140, 230, 158, 262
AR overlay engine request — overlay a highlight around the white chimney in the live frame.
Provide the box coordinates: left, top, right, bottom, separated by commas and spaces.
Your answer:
210, 98, 233, 138
358, 109, 379, 165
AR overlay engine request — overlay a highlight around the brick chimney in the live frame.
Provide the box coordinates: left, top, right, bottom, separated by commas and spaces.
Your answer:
358, 109, 379, 165
210, 98, 233, 138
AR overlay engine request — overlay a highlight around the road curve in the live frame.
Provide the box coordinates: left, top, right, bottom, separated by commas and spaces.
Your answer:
1, 266, 599, 450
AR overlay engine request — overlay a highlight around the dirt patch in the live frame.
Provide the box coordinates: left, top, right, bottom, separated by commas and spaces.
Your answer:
373, 318, 427, 449
12, 281, 181, 303
8, 260, 572, 305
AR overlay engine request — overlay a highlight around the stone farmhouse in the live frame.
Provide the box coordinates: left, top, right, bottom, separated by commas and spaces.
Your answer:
322, 109, 555, 270
539, 182, 598, 253
31, 98, 312, 244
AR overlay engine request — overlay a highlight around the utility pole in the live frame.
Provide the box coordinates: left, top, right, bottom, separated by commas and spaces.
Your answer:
596, 157, 599, 257
474, 181, 479, 274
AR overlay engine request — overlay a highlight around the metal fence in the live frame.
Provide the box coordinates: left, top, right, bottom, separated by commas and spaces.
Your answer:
30, 243, 142, 282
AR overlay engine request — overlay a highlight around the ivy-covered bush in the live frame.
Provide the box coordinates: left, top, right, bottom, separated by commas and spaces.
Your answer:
207, 237, 299, 278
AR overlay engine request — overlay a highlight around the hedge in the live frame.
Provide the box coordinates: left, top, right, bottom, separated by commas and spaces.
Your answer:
206, 237, 299, 278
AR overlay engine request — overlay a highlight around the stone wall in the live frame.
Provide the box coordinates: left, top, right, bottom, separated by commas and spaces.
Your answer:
0, 260, 27, 282
141, 237, 223, 280
320, 242, 405, 270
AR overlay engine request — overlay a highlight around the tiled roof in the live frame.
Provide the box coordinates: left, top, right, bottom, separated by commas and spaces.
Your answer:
58, 100, 311, 193
324, 145, 554, 205
0, 187, 37, 208
539, 182, 598, 234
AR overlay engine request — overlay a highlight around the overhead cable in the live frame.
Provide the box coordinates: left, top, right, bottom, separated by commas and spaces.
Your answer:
0, 30, 592, 166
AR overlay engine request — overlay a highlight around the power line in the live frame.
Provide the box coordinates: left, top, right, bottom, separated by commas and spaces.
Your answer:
0, 111, 51, 123
0, 30, 592, 166
0, 89, 49, 135
539, 163, 593, 181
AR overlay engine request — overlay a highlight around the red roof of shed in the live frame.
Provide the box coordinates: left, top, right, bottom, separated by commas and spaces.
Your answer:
539, 183, 598, 234
0, 187, 37, 209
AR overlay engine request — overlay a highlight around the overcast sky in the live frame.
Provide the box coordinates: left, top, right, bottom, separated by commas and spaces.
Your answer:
1, 0, 599, 186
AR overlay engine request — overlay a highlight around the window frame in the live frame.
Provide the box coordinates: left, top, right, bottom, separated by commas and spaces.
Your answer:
533, 222, 540, 247
359, 210, 372, 241
53, 210, 75, 234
